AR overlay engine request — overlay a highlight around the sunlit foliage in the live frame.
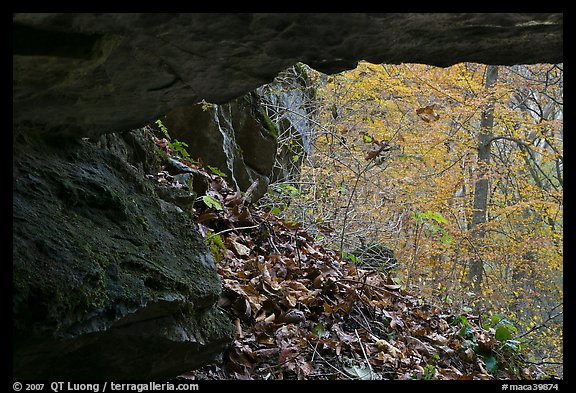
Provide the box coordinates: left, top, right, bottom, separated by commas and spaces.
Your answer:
262, 62, 563, 375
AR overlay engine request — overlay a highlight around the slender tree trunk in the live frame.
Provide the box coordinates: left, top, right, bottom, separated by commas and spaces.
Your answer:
468, 65, 498, 291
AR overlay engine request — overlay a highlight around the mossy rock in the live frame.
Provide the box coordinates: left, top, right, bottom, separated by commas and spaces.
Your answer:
13, 129, 234, 379
350, 242, 399, 271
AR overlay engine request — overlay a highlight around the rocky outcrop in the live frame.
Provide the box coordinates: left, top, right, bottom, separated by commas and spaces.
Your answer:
161, 64, 314, 202
13, 129, 235, 379
258, 64, 315, 183
13, 13, 562, 138
162, 94, 277, 202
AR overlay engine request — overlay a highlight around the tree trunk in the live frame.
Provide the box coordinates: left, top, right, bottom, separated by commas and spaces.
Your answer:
468, 65, 498, 291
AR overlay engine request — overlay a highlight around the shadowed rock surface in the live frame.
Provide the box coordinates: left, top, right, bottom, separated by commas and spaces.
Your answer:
13, 13, 562, 137
13, 129, 234, 379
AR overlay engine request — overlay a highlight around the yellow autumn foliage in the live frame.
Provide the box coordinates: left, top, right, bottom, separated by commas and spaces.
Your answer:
266, 61, 563, 374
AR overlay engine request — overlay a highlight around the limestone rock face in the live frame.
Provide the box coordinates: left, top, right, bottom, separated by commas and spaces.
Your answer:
161, 66, 313, 202
13, 13, 562, 137
257, 65, 315, 183
12, 129, 235, 379
163, 94, 277, 202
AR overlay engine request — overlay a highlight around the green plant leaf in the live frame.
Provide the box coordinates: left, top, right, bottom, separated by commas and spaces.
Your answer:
422, 364, 436, 380
459, 324, 474, 339
497, 319, 518, 334
280, 184, 300, 196
205, 231, 225, 262
207, 165, 227, 177
164, 138, 191, 160
440, 232, 454, 244
420, 211, 448, 224
311, 322, 328, 338
342, 251, 362, 264
363, 134, 374, 144
155, 119, 171, 139
495, 325, 513, 341
452, 314, 468, 326
503, 339, 521, 353
491, 314, 505, 325
484, 355, 498, 373
202, 195, 223, 211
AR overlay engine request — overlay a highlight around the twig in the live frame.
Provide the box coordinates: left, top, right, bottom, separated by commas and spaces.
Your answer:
295, 229, 302, 269
205, 225, 259, 240
518, 307, 563, 339
306, 340, 352, 379
258, 349, 304, 372
311, 339, 320, 363
355, 328, 374, 379
524, 360, 563, 366
339, 161, 374, 260
268, 234, 280, 254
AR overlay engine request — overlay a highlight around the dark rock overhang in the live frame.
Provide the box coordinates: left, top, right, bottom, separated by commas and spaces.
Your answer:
13, 13, 563, 137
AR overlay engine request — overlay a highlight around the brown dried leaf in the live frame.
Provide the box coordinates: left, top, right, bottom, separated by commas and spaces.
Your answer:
438, 318, 450, 332
224, 191, 243, 207
264, 313, 276, 323
365, 148, 381, 161
406, 336, 436, 357
194, 212, 218, 224
232, 296, 252, 321
364, 140, 390, 161
282, 280, 310, 294
229, 204, 253, 224
416, 104, 440, 123
253, 348, 279, 361
332, 324, 355, 346
282, 294, 298, 308
436, 366, 467, 380
426, 332, 449, 346
477, 332, 496, 352
228, 344, 255, 371
279, 349, 298, 371
231, 240, 251, 257
299, 361, 314, 377
209, 176, 226, 192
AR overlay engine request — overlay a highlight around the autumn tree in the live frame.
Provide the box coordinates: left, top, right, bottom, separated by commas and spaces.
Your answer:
258, 61, 563, 374
468, 65, 498, 291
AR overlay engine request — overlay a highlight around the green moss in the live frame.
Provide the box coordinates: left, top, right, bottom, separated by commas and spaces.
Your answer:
198, 307, 235, 340
153, 145, 169, 165
293, 62, 309, 81
256, 108, 279, 140
205, 231, 225, 263
13, 126, 228, 347
137, 214, 149, 230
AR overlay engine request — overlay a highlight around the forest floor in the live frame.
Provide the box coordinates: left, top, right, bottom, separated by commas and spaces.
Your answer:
149, 157, 544, 382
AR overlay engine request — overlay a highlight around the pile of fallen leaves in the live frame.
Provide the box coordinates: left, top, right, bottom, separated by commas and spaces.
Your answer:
155, 153, 535, 380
